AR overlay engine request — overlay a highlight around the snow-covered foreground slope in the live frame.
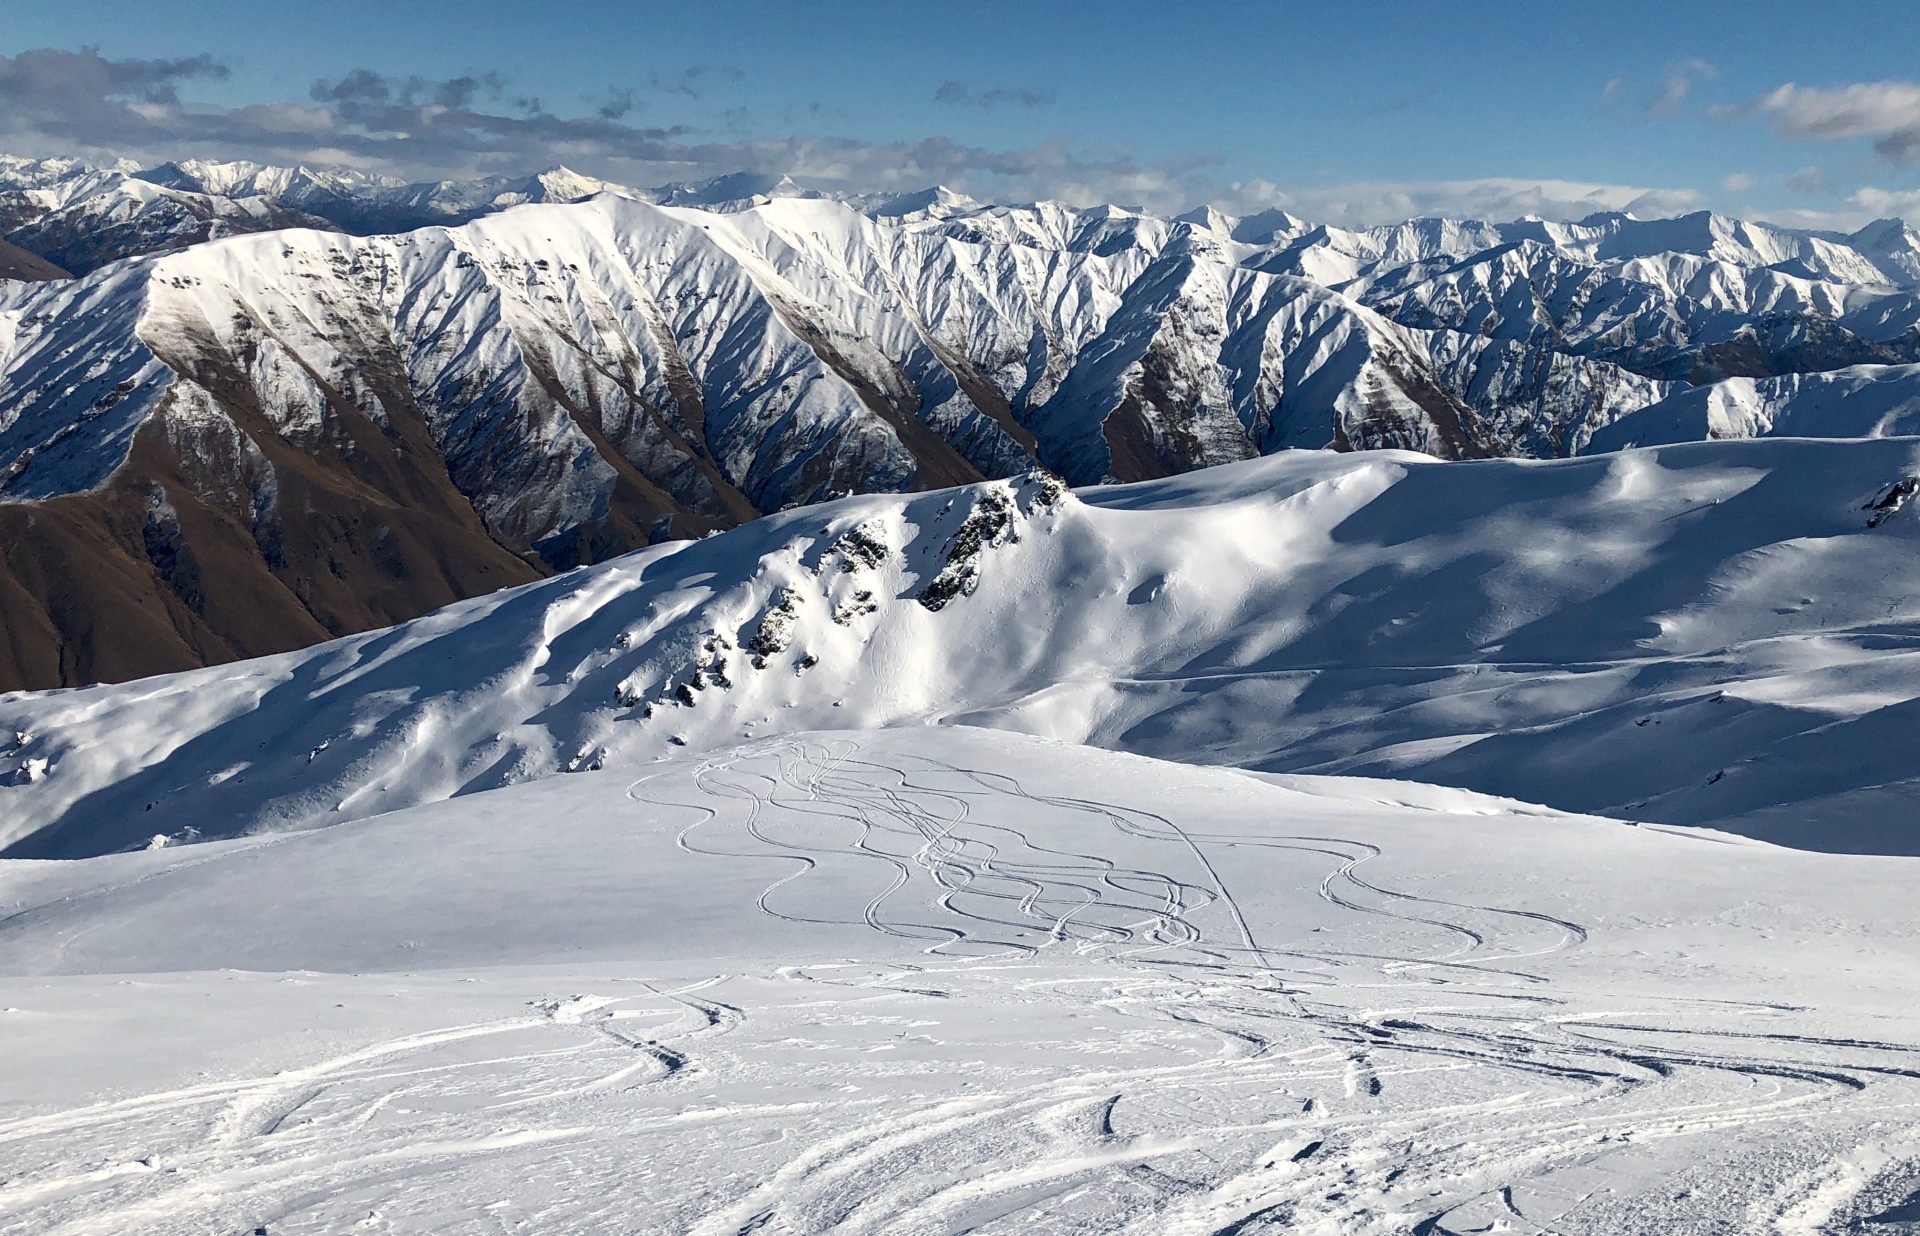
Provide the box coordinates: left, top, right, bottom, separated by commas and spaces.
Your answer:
7, 436, 1920, 858
2, 729, 1919, 1234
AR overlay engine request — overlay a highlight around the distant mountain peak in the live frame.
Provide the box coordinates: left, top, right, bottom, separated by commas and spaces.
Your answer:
1229, 207, 1311, 245
1172, 204, 1234, 234
868, 185, 981, 220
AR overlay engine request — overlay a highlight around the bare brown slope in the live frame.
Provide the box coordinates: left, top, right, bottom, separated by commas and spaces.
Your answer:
0, 318, 742, 692
0, 398, 553, 692
0, 239, 67, 282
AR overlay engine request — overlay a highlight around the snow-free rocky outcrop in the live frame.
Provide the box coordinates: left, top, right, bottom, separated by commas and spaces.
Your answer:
8, 436, 1920, 859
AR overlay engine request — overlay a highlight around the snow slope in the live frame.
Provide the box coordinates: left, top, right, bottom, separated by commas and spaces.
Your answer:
1592, 363, 1920, 448
2, 728, 1918, 1234
8, 436, 1920, 859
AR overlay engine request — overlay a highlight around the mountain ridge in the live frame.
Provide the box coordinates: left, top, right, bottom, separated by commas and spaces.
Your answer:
7, 435, 1920, 860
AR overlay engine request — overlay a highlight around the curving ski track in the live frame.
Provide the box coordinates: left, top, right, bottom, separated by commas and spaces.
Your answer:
640, 739, 1920, 1235
1, 736, 1917, 1233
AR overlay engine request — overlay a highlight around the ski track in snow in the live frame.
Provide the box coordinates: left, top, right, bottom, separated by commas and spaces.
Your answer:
4, 735, 1917, 1233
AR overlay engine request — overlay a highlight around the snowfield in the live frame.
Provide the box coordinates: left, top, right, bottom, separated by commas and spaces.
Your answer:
4, 728, 1920, 1234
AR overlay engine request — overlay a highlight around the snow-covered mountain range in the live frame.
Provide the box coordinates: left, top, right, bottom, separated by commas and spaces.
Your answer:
0, 156, 837, 275
5, 153, 1920, 690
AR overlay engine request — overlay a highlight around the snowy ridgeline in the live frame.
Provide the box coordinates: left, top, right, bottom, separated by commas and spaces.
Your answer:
6, 435, 1920, 859
2, 728, 1920, 1233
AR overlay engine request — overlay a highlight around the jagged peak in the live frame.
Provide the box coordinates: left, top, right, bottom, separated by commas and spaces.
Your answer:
650, 170, 811, 208
1228, 207, 1310, 245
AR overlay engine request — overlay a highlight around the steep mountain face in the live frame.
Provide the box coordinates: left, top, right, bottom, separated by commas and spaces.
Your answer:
7, 437, 1919, 860
12, 158, 1920, 428
8, 155, 1920, 392
0, 194, 1668, 690
10, 155, 1920, 420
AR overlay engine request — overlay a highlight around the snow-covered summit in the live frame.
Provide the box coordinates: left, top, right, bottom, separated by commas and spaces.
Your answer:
865, 184, 984, 221
138, 158, 403, 201
647, 170, 815, 210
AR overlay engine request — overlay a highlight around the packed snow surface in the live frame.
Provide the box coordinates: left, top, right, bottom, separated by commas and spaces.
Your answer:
2, 728, 1918, 1234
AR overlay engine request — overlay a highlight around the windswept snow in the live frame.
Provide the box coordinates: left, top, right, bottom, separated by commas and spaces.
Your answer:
7, 437, 1920, 858
1, 729, 1918, 1234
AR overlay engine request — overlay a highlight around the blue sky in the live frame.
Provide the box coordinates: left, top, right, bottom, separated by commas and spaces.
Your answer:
5, 0, 1920, 226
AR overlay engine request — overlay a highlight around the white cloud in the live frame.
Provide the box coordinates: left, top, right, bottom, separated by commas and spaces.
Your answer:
1721, 172, 1757, 192
1650, 58, 1717, 118
1746, 80, 1920, 161
1739, 190, 1920, 234
1218, 176, 1706, 227
1848, 185, 1920, 217
1742, 205, 1869, 232
1785, 165, 1833, 194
